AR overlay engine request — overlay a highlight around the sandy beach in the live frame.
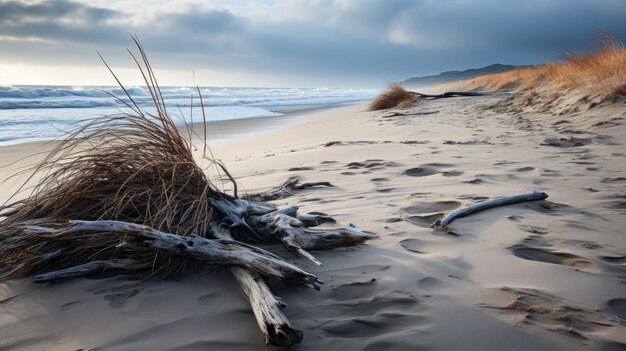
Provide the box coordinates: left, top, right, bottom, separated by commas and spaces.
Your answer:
1, 95, 624, 350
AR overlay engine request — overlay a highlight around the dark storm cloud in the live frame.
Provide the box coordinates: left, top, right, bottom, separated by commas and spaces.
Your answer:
1, 0, 625, 86
0, 0, 115, 23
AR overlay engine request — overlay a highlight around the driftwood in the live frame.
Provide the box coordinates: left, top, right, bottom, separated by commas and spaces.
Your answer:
245, 176, 333, 202
23, 220, 321, 287
432, 191, 549, 229
205, 199, 374, 345
248, 208, 375, 266
409, 91, 484, 99
210, 223, 303, 346
383, 110, 440, 118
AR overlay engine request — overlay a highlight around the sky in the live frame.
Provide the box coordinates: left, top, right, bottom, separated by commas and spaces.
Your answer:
0, 0, 625, 88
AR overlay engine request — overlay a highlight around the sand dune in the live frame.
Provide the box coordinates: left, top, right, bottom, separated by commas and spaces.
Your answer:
1, 95, 625, 350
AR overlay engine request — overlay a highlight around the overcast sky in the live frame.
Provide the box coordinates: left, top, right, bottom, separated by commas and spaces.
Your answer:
0, 0, 625, 88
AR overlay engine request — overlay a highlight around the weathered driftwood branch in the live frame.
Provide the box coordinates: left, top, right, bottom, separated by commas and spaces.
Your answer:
206, 196, 375, 345
383, 110, 439, 118
245, 176, 334, 202
248, 209, 376, 266
432, 191, 548, 229
409, 91, 484, 99
33, 259, 146, 283
210, 223, 304, 346
26, 220, 320, 287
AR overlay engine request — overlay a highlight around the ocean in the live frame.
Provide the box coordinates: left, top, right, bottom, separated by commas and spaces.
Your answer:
0, 85, 376, 145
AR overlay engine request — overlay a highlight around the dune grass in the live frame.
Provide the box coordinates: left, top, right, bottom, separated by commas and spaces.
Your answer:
452, 33, 626, 100
369, 83, 420, 111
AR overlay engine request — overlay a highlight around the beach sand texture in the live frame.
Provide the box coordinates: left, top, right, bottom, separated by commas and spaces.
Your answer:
1, 95, 625, 350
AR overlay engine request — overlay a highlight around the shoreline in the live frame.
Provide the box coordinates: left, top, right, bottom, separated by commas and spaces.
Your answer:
0, 101, 363, 149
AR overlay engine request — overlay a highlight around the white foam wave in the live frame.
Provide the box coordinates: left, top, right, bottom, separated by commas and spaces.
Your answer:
0, 86, 376, 144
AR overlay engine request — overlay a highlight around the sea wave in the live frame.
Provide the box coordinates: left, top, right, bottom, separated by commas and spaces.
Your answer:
0, 86, 374, 110
0, 85, 376, 144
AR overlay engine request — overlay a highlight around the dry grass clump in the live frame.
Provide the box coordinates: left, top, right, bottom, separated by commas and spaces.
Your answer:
369, 84, 420, 110
451, 33, 626, 100
0, 38, 227, 280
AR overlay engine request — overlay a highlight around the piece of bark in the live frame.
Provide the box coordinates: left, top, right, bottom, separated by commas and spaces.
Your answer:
432, 191, 549, 229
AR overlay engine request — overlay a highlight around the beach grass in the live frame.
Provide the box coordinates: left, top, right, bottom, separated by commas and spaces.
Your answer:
369, 83, 420, 111
450, 33, 626, 100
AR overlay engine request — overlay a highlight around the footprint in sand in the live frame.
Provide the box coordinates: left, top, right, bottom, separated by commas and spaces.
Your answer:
405, 214, 444, 227
400, 238, 426, 254
480, 287, 619, 342
405, 166, 438, 177
347, 160, 403, 170
321, 282, 427, 340
607, 298, 626, 325
317, 264, 427, 341
288, 166, 314, 171
329, 278, 380, 301
402, 200, 462, 214
99, 285, 144, 308
402, 200, 462, 228
371, 177, 390, 182
440, 170, 464, 177
417, 277, 445, 291
601, 177, 626, 183
508, 245, 599, 272
604, 201, 626, 210
541, 136, 592, 148
517, 225, 549, 235
404, 163, 455, 178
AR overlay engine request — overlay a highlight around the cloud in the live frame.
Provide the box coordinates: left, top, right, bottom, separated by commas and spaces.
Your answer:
0, 0, 625, 87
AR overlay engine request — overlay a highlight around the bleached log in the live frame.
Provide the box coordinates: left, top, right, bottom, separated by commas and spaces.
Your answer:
32, 259, 145, 283
28, 220, 320, 287
210, 223, 304, 346
432, 191, 549, 229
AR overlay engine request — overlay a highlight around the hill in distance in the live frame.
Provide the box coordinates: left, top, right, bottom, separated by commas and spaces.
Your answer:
400, 64, 516, 88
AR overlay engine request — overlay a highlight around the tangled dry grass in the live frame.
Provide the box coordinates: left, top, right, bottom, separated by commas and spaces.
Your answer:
450, 33, 626, 100
0, 37, 227, 280
369, 83, 420, 110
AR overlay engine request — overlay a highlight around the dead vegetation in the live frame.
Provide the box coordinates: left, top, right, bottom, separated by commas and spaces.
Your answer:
369, 84, 483, 111
369, 84, 420, 110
